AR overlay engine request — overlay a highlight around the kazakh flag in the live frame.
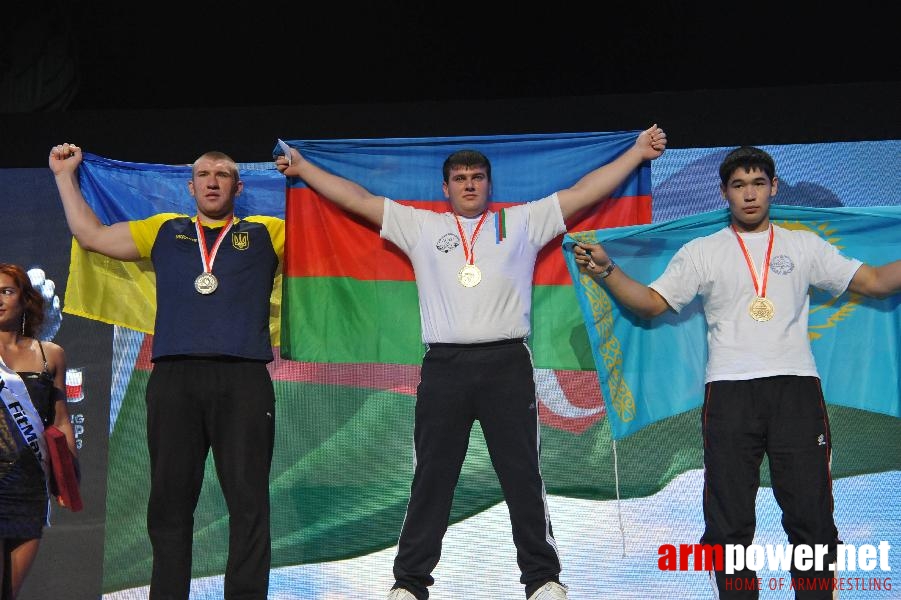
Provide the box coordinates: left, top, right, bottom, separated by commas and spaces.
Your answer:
563, 205, 901, 440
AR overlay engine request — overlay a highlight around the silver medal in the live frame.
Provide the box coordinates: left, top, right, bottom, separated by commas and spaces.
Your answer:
194, 272, 219, 295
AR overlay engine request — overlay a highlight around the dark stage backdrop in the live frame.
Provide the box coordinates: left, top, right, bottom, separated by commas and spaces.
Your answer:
1, 82, 899, 169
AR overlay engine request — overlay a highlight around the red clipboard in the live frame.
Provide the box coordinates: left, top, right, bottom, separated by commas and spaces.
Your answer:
44, 425, 83, 512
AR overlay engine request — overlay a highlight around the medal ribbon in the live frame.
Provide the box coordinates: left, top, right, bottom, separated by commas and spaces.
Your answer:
731, 223, 775, 298
453, 211, 489, 265
195, 216, 234, 275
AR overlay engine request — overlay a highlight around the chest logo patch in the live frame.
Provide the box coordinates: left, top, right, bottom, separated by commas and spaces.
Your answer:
232, 231, 249, 251
769, 254, 794, 275
435, 233, 460, 254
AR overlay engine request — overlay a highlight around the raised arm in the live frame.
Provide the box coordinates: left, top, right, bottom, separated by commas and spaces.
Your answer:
573, 241, 671, 319
49, 144, 140, 260
847, 260, 901, 299
275, 148, 385, 227
557, 124, 667, 221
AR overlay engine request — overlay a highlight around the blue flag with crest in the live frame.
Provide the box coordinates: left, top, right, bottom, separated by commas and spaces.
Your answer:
562, 205, 901, 440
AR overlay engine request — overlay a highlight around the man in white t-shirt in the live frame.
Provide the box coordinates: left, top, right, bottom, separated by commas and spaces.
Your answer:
275, 125, 666, 600
574, 146, 901, 599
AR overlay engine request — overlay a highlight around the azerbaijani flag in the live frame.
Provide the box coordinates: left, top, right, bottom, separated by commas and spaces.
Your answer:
278, 131, 653, 371
562, 205, 901, 440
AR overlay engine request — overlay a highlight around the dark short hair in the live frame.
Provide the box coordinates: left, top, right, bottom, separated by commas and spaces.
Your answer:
719, 146, 775, 185
442, 150, 491, 182
0, 263, 44, 338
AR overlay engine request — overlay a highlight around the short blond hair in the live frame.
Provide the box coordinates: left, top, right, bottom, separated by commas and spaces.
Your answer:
192, 151, 240, 182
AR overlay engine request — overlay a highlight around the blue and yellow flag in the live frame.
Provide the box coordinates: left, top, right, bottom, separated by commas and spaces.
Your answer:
563, 205, 901, 440
62, 153, 286, 336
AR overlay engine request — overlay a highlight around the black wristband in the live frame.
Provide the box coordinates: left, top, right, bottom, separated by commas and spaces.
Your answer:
597, 260, 617, 279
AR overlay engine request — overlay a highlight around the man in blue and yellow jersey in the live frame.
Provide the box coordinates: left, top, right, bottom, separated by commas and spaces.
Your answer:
50, 143, 283, 600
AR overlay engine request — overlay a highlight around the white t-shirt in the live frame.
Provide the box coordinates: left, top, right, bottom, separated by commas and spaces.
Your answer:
649, 224, 862, 382
380, 194, 566, 344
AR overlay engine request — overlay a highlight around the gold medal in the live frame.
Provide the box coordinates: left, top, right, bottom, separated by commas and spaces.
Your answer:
458, 264, 482, 288
731, 224, 777, 323
453, 211, 489, 289
195, 272, 219, 295
749, 296, 775, 322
